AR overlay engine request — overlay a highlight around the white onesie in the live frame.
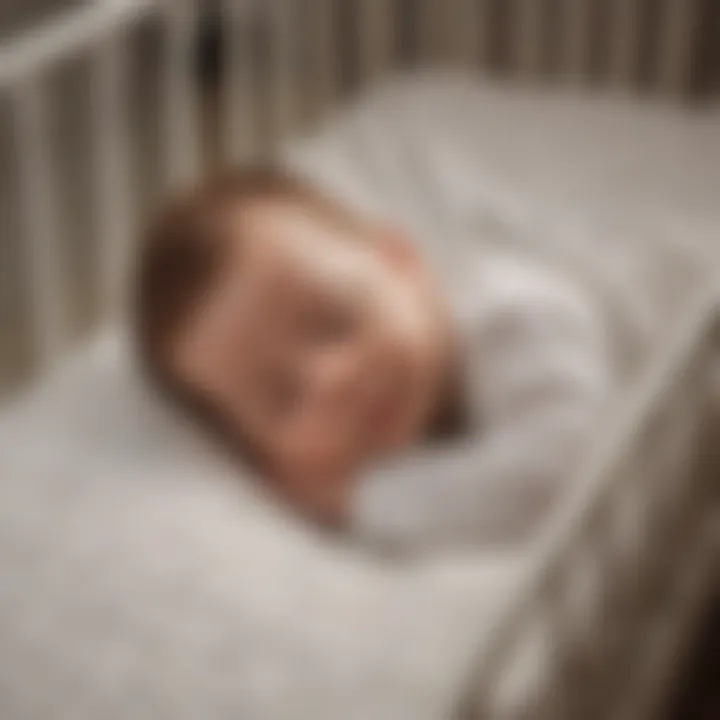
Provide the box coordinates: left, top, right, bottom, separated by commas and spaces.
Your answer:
350, 248, 617, 553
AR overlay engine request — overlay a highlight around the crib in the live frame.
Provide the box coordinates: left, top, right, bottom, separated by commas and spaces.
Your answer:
0, 2, 718, 718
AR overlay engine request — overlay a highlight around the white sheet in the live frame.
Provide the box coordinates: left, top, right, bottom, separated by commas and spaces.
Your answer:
1, 73, 718, 719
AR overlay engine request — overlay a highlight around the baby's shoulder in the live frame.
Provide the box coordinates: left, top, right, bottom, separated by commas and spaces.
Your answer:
452, 248, 604, 334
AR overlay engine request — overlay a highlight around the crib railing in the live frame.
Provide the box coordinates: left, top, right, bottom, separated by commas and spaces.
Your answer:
458, 289, 720, 719
0, 0, 155, 384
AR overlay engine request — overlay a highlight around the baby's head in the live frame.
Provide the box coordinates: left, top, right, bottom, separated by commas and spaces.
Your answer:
135, 166, 453, 519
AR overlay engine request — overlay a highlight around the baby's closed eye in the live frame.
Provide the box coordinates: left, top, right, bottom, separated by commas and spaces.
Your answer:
298, 299, 361, 345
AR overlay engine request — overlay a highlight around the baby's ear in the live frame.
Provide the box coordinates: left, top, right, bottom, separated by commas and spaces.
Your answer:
373, 224, 419, 271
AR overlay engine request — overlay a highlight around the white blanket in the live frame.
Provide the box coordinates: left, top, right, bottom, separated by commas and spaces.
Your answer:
0, 333, 523, 720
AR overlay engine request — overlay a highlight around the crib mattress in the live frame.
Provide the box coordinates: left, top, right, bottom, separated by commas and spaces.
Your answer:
288, 72, 720, 357
1, 74, 718, 720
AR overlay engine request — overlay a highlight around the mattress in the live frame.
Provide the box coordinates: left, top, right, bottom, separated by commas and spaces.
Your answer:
1, 74, 718, 719
288, 73, 720, 364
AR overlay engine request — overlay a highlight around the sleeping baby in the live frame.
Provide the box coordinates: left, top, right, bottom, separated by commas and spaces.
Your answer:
133, 165, 615, 553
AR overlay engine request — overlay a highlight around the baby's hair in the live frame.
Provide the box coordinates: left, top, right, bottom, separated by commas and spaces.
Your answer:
133, 163, 364, 463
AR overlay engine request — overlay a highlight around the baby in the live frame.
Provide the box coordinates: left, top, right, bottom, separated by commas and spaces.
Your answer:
134, 165, 614, 552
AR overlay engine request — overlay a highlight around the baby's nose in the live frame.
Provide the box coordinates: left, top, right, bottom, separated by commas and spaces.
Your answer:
311, 348, 364, 408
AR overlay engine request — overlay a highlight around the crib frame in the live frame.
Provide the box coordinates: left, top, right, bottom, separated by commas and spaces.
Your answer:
0, 1, 717, 718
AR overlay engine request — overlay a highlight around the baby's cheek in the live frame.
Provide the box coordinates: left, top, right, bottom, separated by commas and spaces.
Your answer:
379, 286, 428, 351
277, 425, 351, 477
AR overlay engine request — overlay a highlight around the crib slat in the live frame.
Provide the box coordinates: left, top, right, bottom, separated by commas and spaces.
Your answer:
12, 80, 68, 370
468, 0, 490, 69
513, 0, 546, 78
418, 0, 441, 64
93, 33, 133, 318
476, 0, 494, 70
420, 0, 475, 65
266, 0, 297, 151
437, 0, 485, 69
309, 0, 337, 117
162, 0, 201, 189
607, 0, 643, 88
308, 0, 337, 119
656, 0, 697, 98
357, 0, 393, 84
221, 0, 255, 164
558, 0, 593, 82
454, 0, 478, 69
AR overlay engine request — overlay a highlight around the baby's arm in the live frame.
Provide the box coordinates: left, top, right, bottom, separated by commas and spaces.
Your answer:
350, 267, 615, 552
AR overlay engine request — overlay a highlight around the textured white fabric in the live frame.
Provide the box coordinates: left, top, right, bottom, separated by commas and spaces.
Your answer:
1, 73, 719, 719
0, 333, 523, 720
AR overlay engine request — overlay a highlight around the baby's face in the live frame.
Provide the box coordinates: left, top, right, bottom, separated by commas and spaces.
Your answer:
173, 198, 449, 517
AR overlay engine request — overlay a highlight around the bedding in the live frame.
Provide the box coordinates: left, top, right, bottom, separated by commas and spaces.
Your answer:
0, 332, 525, 720
1, 73, 719, 719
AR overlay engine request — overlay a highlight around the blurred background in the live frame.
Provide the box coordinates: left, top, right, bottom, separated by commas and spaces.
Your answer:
0, 1, 718, 718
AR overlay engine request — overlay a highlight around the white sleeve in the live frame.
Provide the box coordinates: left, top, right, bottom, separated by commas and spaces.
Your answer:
350, 263, 615, 553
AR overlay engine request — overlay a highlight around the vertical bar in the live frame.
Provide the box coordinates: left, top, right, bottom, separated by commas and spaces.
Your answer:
308, 0, 337, 120
357, 0, 393, 84
656, 0, 698, 97
93, 32, 133, 319
607, 0, 644, 89
418, 0, 441, 64
12, 79, 68, 370
419, 0, 476, 65
558, 0, 593, 82
268, 0, 295, 149
477, 0, 497, 72
513, 0, 546, 78
162, 0, 201, 189
221, 0, 255, 164
454, 0, 487, 70
428, 0, 487, 69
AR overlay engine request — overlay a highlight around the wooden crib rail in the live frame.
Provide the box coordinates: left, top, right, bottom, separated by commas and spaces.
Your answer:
456, 288, 720, 719
0, 0, 153, 90
1, 1, 156, 379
